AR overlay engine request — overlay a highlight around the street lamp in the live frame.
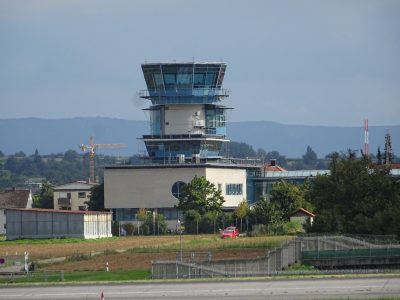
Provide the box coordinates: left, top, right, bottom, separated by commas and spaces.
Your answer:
177, 219, 183, 261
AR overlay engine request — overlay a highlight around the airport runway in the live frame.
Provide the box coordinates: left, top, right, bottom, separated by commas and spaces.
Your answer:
1, 277, 400, 299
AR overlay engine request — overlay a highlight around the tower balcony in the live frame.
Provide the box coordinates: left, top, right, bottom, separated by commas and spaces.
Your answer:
138, 88, 229, 105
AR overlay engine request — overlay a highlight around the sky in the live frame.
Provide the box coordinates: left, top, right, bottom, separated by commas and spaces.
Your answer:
1, 0, 399, 126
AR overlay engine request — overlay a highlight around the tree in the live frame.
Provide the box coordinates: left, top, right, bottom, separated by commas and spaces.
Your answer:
265, 150, 287, 167
234, 199, 249, 232
33, 181, 54, 209
184, 209, 201, 234
270, 181, 311, 221
86, 183, 104, 211
0, 150, 4, 157
308, 151, 400, 237
221, 141, 256, 158
302, 146, 318, 166
252, 196, 283, 231
377, 147, 382, 165
178, 175, 225, 215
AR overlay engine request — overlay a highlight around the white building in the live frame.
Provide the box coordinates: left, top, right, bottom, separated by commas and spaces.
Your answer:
104, 163, 247, 228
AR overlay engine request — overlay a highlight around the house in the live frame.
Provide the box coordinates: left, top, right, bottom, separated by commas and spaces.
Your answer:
5, 208, 112, 240
0, 188, 32, 235
53, 182, 96, 211
290, 208, 316, 230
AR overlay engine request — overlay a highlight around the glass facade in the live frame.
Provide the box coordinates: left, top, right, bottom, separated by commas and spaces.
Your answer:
141, 63, 228, 105
140, 62, 229, 161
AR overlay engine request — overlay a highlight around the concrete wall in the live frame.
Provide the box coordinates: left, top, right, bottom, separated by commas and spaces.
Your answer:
164, 104, 204, 135
105, 167, 206, 209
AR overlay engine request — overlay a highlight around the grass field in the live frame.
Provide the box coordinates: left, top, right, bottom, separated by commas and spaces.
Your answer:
0, 234, 292, 272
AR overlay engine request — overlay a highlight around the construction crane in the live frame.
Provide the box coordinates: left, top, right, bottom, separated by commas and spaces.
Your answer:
79, 136, 126, 184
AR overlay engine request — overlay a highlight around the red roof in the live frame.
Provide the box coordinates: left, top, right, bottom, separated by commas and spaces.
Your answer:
0, 189, 31, 209
291, 208, 316, 218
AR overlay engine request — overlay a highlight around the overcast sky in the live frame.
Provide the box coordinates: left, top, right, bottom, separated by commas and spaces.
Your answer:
1, 0, 399, 126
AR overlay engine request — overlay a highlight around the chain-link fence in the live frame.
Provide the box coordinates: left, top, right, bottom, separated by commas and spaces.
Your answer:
152, 235, 400, 279
152, 238, 302, 279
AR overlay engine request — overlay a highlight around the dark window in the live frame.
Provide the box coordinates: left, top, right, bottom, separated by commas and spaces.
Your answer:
226, 184, 243, 195
171, 181, 186, 199
78, 192, 86, 198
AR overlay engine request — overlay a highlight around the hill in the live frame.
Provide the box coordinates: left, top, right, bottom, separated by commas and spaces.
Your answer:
0, 117, 398, 158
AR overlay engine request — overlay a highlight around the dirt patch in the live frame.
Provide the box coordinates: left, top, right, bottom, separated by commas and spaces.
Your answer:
40, 249, 268, 271
0, 236, 181, 259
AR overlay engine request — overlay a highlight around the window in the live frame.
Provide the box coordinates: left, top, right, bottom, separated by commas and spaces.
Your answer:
218, 184, 222, 191
78, 192, 86, 198
226, 184, 243, 195
171, 181, 186, 199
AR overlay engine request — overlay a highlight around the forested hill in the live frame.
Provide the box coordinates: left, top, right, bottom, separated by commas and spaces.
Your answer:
0, 117, 399, 158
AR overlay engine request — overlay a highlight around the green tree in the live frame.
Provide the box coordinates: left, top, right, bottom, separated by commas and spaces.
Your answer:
377, 147, 382, 165
178, 175, 225, 215
252, 196, 283, 232
308, 151, 400, 237
270, 181, 312, 221
302, 146, 318, 166
184, 209, 201, 234
234, 199, 249, 232
33, 181, 54, 209
86, 183, 104, 211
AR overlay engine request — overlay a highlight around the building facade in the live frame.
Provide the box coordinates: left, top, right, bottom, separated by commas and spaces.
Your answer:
104, 164, 247, 227
53, 182, 96, 210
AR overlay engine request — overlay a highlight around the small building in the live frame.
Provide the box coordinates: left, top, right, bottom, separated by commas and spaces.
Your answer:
0, 188, 32, 235
53, 182, 96, 211
5, 208, 112, 240
290, 208, 316, 229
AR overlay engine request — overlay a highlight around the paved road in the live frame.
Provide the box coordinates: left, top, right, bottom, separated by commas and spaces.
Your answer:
0, 277, 399, 299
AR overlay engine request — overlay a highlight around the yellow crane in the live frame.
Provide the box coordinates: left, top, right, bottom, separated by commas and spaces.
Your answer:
79, 136, 126, 184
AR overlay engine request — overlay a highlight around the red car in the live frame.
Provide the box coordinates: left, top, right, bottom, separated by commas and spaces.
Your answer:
220, 226, 239, 238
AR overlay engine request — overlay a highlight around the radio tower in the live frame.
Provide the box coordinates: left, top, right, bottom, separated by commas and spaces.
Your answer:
364, 119, 369, 157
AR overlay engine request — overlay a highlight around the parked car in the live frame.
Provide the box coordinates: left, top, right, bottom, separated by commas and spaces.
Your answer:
220, 226, 239, 238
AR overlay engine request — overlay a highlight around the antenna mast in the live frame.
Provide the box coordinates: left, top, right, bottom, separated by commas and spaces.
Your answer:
364, 119, 369, 157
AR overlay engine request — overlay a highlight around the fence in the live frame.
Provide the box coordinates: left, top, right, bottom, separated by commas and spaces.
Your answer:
152, 235, 400, 279
152, 238, 302, 279
0, 270, 64, 283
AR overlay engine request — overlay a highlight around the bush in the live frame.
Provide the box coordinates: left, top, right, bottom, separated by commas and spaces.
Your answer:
122, 222, 136, 236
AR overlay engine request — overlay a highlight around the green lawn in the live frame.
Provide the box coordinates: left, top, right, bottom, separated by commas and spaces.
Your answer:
0, 269, 151, 284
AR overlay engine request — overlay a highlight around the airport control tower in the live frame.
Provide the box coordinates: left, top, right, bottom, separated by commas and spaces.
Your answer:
139, 62, 230, 162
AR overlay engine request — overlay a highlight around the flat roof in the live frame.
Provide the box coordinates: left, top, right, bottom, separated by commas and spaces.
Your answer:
6, 208, 111, 215
104, 163, 253, 170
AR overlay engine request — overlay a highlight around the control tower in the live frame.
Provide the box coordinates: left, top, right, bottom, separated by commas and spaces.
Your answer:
139, 62, 230, 162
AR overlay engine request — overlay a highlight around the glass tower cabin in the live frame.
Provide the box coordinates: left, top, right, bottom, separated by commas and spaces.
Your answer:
139, 62, 230, 162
